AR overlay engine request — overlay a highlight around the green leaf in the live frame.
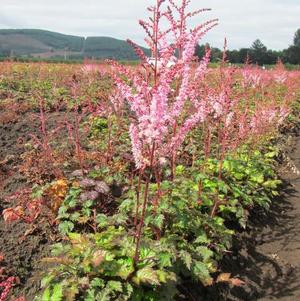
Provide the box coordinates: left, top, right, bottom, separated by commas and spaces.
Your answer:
68, 198, 77, 208
194, 233, 210, 244
70, 212, 81, 221
156, 270, 170, 283
119, 199, 135, 212
41, 275, 55, 288
83, 200, 93, 208
160, 181, 171, 190
233, 172, 244, 180
263, 179, 281, 189
51, 243, 65, 256
51, 283, 63, 301
152, 214, 165, 229
117, 258, 135, 279
176, 165, 185, 175
213, 216, 224, 226
123, 283, 134, 300
58, 221, 74, 235
218, 181, 228, 194
134, 267, 160, 285
96, 214, 109, 228
42, 288, 51, 301
96, 288, 110, 301
179, 250, 192, 270
107, 280, 123, 292
57, 206, 70, 219
222, 159, 231, 171
250, 173, 264, 184
272, 190, 279, 196
197, 246, 213, 262
90, 278, 105, 289
68, 232, 82, 242
139, 247, 156, 260
203, 179, 218, 191
265, 151, 277, 158
159, 252, 172, 268
193, 262, 213, 286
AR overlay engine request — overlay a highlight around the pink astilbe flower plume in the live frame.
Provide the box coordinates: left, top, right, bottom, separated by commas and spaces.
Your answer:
111, 0, 217, 169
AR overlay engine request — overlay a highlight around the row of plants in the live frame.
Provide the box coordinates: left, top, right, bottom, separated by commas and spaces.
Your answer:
39, 143, 282, 301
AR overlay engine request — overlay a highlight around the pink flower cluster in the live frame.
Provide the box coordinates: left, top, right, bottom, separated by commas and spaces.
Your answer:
111, 0, 217, 169
111, 1, 293, 169
250, 105, 290, 135
241, 60, 290, 88
0, 277, 15, 301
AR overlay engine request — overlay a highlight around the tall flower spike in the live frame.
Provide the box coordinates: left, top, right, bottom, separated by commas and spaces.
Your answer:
112, 0, 217, 169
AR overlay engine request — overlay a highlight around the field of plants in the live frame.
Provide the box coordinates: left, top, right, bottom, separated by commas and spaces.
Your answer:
0, 1, 300, 301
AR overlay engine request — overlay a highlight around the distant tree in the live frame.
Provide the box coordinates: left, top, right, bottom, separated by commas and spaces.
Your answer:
293, 28, 300, 47
239, 48, 250, 63
194, 44, 206, 59
265, 50, 278, 65
251, 39, 267, 52
227, 50, 240, 63
210, 47, 223, 62
250, 39, 268, 65
283, 46, 300, 64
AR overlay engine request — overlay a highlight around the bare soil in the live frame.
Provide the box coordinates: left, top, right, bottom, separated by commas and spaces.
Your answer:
0, 112, 62, 300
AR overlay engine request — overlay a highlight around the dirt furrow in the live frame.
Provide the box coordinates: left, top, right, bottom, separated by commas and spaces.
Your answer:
218, 133, 300, 301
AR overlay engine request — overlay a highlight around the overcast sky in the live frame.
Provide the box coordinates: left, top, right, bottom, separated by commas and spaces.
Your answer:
0, 0, 299, 50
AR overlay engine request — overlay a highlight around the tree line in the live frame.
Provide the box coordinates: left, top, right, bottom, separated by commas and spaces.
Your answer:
195, 28, 300, 65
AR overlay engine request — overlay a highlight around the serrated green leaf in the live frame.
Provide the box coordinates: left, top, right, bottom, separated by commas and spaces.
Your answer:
179, 250, 192, 270
90, 278, 105, 289
96, 288, 110, 301
193, 261, 213, 286
152, 214, 165, 229
119, 199, 135, 212
107, 280, 123, 292
233, 172, 244, 180
51, 243, 65, 256
197, 246, 213, 261
123, 283, 134, 300
194, 233, 210, 244
117, 258, 134, 279
265, 151, 277, 158
134, 267, 160, 285
70, 212, 81, 221
159, 252, 172, 268
96, 214, 109, 228
58, 221, 74, 235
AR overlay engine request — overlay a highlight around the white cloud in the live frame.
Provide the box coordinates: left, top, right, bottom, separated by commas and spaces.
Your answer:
0, 0, 299, 49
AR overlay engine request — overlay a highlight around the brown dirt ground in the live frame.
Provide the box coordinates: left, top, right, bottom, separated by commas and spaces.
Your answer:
0, 112, 58, 300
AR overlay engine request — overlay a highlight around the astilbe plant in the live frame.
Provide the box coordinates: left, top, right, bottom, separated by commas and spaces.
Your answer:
111, 0, 218, 263
2, 188, 43, 224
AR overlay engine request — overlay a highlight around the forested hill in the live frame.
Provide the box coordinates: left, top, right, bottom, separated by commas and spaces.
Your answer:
0, 28, 299, 64
0, 29, 149, 60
